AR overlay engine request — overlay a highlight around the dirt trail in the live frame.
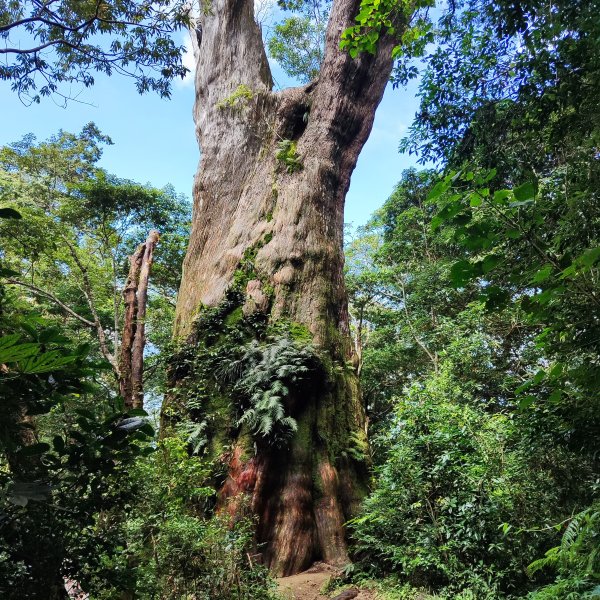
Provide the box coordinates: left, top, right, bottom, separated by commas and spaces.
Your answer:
276, 563, 377, 600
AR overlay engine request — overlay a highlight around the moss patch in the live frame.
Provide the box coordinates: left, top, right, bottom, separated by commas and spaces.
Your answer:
232, 233, 274, 294
267, 320, 313, 344
215, 84, 254, 110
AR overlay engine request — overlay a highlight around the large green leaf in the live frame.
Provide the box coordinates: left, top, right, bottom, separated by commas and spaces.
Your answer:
18, 351, 77, 374
512, 182, 535, 203
0, 335, 40, 363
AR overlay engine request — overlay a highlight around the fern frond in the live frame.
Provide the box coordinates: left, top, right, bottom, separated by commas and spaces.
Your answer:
528, 546, 560, 576
562, 512, 585, 551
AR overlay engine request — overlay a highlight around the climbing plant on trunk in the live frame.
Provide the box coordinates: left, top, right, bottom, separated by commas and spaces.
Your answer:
162, 0, 406, 576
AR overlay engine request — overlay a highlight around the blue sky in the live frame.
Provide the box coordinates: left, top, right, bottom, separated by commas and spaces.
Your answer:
0, 33, 424, 228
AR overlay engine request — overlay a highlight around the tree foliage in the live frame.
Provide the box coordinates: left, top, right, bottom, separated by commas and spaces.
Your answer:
0, 0, 190, 102
0, 125, 190, 394
267, 0, 330, 82
342, 1, 600, 595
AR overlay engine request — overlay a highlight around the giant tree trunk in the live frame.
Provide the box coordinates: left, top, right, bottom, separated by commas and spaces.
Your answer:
163, 0, 398, 576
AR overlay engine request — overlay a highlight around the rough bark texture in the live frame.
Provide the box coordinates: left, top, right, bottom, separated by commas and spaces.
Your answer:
131, 230, 159, 409
119, 230, 159, 409
119, 241, 144, 406
164, 0, 398, 576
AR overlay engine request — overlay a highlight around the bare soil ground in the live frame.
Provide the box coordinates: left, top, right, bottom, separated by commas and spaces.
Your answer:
276, 563, 377, 600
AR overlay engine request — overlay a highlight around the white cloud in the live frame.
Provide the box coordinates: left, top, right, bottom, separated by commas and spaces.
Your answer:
176, 32, 196, 88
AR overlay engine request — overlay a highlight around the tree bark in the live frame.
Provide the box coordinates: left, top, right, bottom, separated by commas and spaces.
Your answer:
119, 241, 145, 407
164, 0, 399, 576
120, 230, 159, 409
131, 230, 159, 409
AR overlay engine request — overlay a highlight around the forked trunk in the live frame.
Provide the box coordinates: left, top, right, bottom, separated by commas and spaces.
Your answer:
163, 0, 399, 576
120, 230, 159, 409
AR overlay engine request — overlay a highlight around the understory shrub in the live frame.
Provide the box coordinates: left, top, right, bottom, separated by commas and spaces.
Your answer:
350, 371, 592, 598
85, 435, 276, 599
527, 501, 600, 599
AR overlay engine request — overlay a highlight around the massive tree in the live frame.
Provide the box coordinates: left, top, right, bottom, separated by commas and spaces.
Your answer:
163, 0, 403, 576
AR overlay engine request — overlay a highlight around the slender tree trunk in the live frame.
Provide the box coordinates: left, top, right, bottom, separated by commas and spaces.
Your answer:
163, 0, 400, 576
1, 394, 68, 599
120, 230, 159, 409
119, 242, 144, 406
131, 230, 159, 409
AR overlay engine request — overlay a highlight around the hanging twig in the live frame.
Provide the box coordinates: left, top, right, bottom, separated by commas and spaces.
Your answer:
5, 279, 95, 327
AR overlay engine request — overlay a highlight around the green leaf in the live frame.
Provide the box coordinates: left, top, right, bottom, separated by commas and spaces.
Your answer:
499, 522, 512, 535
0, 334, 21, 351
480, 285, 510, 310
74, 408, 96, 420
76, 417, 96, 432
578, 247, 600, 268
493, 189, 512, 204
469, 192, 483, 207
427, 179, 450, 202
548, 389, 562, 403
39, 327, 70, 344
0, 335, 39, 363
450, 260, 475, 287
17, 442, 51, 456
76, 343, 91, 357
513, 182, 535, 203
8, 481, 51, 506
116, 417, 146, 431
127, 408, 149, 417
53, 436, 65, 453
483, 168, 497, 182
548, 362, 563, 379
19, 351, 77, 374
559, 263, 577, 280
531, 265, 553, 284
518, 395, 536, 410
482, 254, 501, 273
510, 199, 534, 208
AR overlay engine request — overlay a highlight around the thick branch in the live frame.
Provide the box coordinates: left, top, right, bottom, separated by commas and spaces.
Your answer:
307, 0, 400, 202
194, 0, 272, 114
5, 279, 95, 327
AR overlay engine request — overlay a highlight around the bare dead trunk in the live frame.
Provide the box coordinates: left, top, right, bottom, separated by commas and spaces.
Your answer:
131, 230, 159, 409
119, 242, 144, 406
119, 230, 159, 409
163, 0, 400, 576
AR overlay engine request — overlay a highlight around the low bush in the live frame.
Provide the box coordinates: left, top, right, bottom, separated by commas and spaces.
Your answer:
350, 372, 592, 598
